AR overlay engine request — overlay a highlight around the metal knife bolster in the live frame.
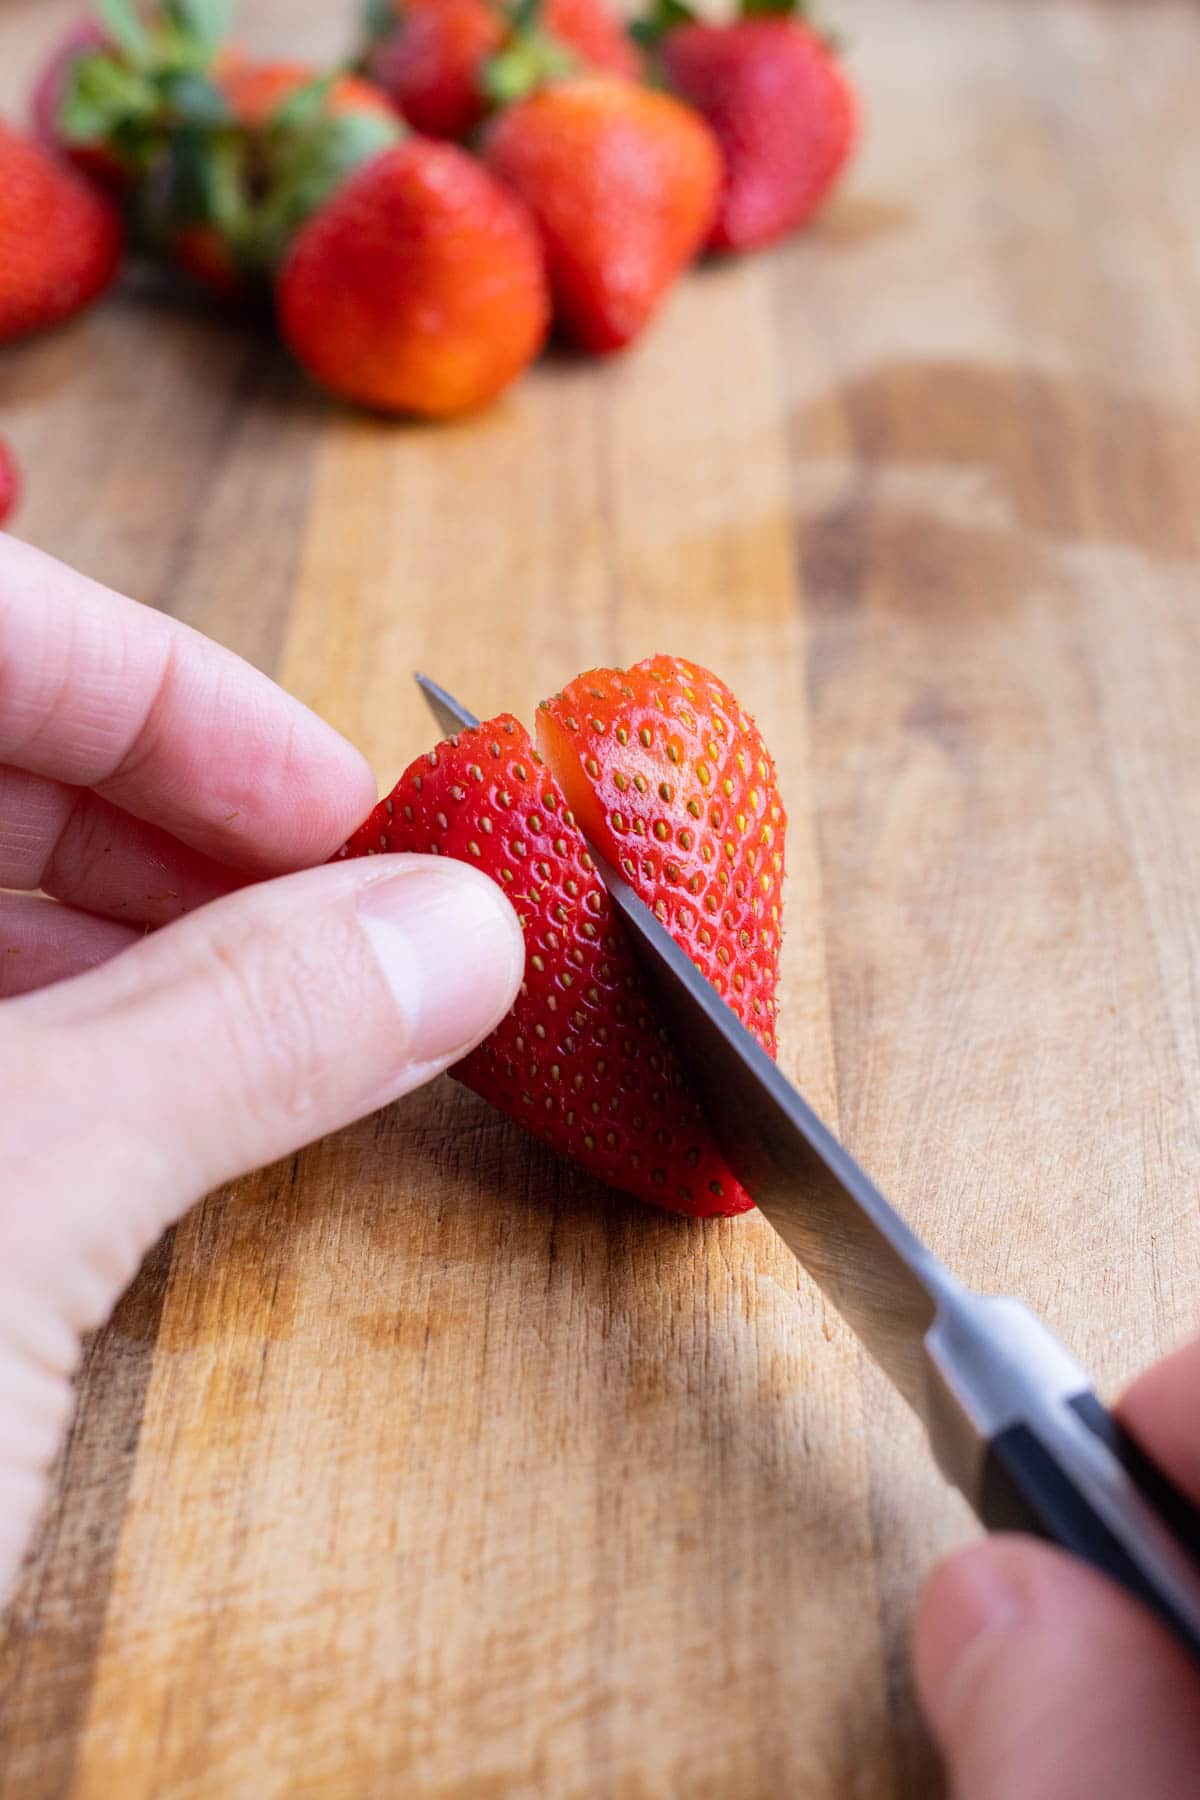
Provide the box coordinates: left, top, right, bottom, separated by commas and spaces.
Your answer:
921, 1290, 1091, 1501
923, 1291, 1200, 1655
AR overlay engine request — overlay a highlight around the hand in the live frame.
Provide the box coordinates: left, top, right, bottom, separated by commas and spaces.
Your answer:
915, 1333, 1200, 1798
0, 536, 523, 1601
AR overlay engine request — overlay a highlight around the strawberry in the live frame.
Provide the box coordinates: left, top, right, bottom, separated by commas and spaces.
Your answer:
277, 139, 550, 418
0, 125, 122, 344
0, 439, 20, 527
336, 704, 765, 1216
365, 0, 640, 139
29, 16, 126, 189
536, 657, 785, 1053
481, 75, 721, 353
652, 10, 857, 251
36, 6, 402, 298
367, 0, 506, 138
41, 4, 233, 191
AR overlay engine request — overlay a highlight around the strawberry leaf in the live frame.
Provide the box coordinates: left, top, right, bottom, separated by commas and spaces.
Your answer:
160, 69, 230, 126
161, 124, 219, 223
59, 50, 157, 141
269, 72, 337, 131
255, 110, 402, 269
203, 135, 253, 238
509, 0, 544, 34
362, 0, 396, 43
628, 0, 695, 49
94, 0, 150, 61
481, 31, 575, 105
163, 0, 235, 53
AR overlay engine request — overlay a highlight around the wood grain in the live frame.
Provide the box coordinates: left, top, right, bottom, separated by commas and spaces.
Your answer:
3, 0, 1200, 1793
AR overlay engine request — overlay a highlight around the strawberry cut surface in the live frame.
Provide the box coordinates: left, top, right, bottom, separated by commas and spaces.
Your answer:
537, 657, 785, 1055
336, 700, 779, 1217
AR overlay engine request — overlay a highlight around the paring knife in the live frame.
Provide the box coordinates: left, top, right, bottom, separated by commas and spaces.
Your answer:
417, 673, 1200, 1660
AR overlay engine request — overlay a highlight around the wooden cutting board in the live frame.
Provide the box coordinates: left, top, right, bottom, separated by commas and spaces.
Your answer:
3, 0, 1199, 1792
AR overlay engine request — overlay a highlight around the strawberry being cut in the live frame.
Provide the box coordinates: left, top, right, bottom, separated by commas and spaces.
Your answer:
537, 656, 784, 1053
0, 124, 122, 344
336, 658, 786, 1216
365, 0, 640, 139
648, 3, 858, 252
277, 139, 550, 418
481, 75, 721, 352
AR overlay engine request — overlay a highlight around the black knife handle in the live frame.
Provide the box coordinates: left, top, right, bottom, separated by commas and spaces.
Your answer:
979, 1390, 1200, 1660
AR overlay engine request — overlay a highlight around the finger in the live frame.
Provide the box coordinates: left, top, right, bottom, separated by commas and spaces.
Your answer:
0, 855, 523, 1607
1118, 1335, 1200, 1498
915, 1534, 1200, 1800
1, 764, 246, 926
0, 535, 376, 872
0, 893, 140, 997
5, 855, 524, 1281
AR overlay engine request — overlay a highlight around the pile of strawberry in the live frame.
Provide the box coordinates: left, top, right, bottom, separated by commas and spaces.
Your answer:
0, 0, 856, 461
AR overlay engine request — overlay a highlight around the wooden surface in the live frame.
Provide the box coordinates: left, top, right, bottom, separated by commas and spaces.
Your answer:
3, 0, 1200, 1792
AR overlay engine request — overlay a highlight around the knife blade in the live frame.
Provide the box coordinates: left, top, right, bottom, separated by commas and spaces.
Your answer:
415, 672, 1200, 1661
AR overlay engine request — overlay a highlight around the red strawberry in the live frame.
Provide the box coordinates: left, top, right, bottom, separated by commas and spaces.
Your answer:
481, 75, 720, 352
657, 17, 857, 251
537, 657, 785, 1053
367, 0, 640, 139
336, 707, 762, 1216
0, 439, 20, 527
29, 21, 242, 192
0, 125, 122, 344
368, 0, 506, 138
29, 16, 126, 190
277, 139, 550, 418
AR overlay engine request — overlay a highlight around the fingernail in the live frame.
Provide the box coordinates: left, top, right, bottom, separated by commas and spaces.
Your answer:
915, 1544, 1023, 1738
357, 865, 524, 1067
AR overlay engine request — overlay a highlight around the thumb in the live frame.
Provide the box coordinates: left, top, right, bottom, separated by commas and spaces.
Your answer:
0, 854, 522, 1601
914, 1534, 1200, 1800
6, 854, 524, 1310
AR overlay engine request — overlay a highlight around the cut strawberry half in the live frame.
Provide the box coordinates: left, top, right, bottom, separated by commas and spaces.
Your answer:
337, 660, 785, 1217
537, 656, 784, 1054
